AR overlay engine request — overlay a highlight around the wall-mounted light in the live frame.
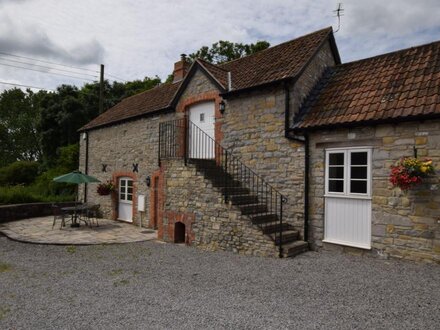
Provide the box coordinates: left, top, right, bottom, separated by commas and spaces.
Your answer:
219, 100, 226, 114
146, 176, 151, 187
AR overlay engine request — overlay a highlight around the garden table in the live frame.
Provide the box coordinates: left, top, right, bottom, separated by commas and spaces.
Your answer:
61, 204, 91, 227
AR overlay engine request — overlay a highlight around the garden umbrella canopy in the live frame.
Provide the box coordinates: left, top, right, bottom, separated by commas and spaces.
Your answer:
53, 171, 100, 184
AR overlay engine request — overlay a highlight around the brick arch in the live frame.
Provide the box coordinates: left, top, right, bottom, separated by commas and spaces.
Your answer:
111, 171, 137, 221
177, 91, 224, 144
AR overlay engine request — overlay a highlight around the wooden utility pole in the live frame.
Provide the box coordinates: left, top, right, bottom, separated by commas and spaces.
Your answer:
99, 64, 104, 114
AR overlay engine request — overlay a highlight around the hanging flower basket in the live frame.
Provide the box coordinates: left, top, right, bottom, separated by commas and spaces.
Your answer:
389, 157, 435, 190
97, 181, 115, 196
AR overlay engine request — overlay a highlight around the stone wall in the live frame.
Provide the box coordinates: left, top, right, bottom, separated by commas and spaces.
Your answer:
161, 159, 278, 257
0, 202, 78, 223
79, 112, 174, 226
308, 120, 440, 263
289, 40, 336, 122
221, 41, 337, 236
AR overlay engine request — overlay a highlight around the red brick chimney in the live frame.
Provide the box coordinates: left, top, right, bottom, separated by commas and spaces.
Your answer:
173, 54, 190, 83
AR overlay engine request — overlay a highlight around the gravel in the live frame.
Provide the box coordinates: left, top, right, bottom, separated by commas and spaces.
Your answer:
0, 235, 439, 329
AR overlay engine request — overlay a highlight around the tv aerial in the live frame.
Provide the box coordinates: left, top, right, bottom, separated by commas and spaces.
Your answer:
333, 3, 344, 33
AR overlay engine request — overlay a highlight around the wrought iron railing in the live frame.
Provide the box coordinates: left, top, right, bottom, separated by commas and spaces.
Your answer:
159, 117, 287, 257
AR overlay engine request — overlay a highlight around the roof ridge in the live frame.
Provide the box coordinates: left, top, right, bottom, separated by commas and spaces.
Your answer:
196, 58, 228, 72
119, 80, 180, 104
218, 26, 333, 68
339, 38, 440, 68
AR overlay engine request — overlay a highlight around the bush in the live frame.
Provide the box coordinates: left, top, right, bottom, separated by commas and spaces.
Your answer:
0, 185, 75, 205
0, 161, 40, 186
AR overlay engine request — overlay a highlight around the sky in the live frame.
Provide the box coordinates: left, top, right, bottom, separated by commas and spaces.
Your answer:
0, 0, 439, 92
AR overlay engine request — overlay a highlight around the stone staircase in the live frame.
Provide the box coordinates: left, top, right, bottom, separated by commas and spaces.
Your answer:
191, 159, 308, 258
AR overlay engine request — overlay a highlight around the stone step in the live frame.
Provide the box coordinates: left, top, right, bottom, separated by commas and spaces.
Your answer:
221, 187, 251, 195
240, 204, 268, 215
211, 178, 241, 187
229, 194, 259, 205
261, 222, 292, 234
251, 214, 278, 224
191, 159, 217, 169
271, 230, 299, 245
202, 171, 233, 182
281, 241, 309, 258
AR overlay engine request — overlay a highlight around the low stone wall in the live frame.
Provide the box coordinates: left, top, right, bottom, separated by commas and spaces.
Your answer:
0, 202, 77, 223
160, 160, 278, 257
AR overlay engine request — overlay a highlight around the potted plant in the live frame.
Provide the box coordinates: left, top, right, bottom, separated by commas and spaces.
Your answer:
97, 180, 115, 196
389, 157, 435, 190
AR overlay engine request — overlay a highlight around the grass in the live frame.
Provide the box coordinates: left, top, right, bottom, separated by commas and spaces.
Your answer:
108, 269, 123, 276
0, 185, 74, 205
113, 279, 130, 287
0, 262, 12, 273
66, 246, 76, 254
0, 306, 10, 320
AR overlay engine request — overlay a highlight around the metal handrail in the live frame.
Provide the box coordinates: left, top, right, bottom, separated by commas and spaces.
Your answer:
159, 117, 287, 257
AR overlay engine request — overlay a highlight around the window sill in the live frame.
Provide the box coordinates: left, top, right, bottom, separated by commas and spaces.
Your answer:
324, 194, 372, 200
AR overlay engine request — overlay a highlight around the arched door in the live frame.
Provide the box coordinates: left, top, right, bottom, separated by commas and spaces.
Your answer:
188, 101, 215, 159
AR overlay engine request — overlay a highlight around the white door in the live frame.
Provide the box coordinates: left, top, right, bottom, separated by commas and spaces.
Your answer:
189, 102, 215, 159
118, 177, 133, 222
324, 148, 372, 249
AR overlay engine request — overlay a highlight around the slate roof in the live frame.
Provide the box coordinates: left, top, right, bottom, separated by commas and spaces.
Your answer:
80, 81, 181, 130
294, 40, 440, 129
81, 27, 335, 131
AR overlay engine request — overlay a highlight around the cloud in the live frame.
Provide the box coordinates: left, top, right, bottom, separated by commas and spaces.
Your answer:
0, 14, 104, 65
335, 0, 440, 61
0, 0, 439, 93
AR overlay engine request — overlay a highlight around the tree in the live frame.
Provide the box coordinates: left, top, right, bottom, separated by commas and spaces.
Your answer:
0, 88, 43, 166
188, 40, 270, 64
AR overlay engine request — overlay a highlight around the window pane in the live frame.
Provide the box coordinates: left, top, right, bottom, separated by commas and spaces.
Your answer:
350, 180, 367, 194
329, 153, 344, 166
329, 167, 344, 179
351, 166, 367, 179
329, 180, 344, 192
127, 194, 132, 201
127, 187, 133, 194
120, 193, 125, 200
351, 152, 367, 165
127, 180, 133, 187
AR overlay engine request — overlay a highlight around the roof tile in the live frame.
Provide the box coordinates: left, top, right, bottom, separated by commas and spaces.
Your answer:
295, 39, 440, 129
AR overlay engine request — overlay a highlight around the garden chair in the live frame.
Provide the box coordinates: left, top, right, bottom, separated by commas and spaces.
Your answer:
51, 204, 69, 229
85, 204, 101, 227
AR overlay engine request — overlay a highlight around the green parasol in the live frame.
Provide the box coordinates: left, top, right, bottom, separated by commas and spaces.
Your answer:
53, 171, 100, 202
53, 171, 100, 184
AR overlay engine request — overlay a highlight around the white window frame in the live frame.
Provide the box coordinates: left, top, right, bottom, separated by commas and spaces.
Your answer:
119, 178, 133, 204
325, 147, 372, 199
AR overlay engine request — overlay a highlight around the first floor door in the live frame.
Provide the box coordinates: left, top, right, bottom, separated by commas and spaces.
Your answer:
188, 101, 215, 159
323, 147, 372, 249
118, 177, 133, 222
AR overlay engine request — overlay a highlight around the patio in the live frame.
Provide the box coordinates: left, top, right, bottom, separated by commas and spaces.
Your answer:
0, 216, 156, 245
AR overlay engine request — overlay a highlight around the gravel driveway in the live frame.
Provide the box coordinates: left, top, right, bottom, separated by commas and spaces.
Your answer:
0, 235, 439, 329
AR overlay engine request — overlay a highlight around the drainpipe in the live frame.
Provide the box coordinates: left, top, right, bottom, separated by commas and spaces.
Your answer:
84, 131, 89, 203
304, 132, 310, 243
283, 82, 309, 243
284, 82, 290, 138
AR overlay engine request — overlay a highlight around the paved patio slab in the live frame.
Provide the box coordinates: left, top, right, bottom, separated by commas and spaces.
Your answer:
0, 216, 156, 245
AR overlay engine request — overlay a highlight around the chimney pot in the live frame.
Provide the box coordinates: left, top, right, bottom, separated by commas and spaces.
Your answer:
173, 55, 190, 83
